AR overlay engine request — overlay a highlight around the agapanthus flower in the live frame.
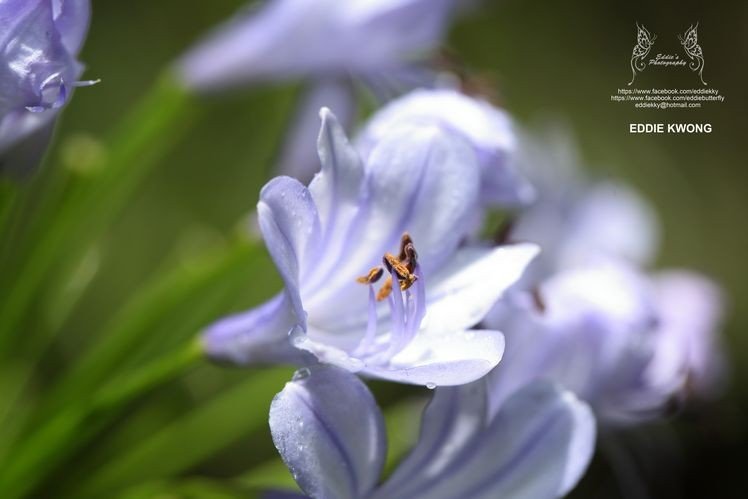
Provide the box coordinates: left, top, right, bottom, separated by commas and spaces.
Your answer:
0, 0, 95, 173
483, 133, 725, 423
177, 0, 456, 90
203, 109, 538, 386
356, 88, 534, 207
484, 260, 724, 425
268, 365, 595, 499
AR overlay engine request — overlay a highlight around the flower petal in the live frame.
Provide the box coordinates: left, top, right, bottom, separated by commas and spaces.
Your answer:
652, 270, 726, 397
277, 81, 357, 184
258, 176, 322, 330
177, 0, 454, 90
202, 294, 307, 365
307, 106, 365, 268
422, 243, 540, 334
357, 89, 534, 206
362, 329, 505, 386
405, 382, 596, 499
53, 0, 91, 54
374, 380, 488, 498
269, 365, 387, 499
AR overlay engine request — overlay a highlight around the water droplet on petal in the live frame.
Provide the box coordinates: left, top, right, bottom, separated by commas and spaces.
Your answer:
426, 382, 437, 390
292, 367, 311, 381
288, 325, 305, 347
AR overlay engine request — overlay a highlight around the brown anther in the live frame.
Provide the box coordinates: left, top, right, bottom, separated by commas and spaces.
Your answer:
397, 233, 419, 274
359, 233, 421, 301
357, 266, 384, 284
376, 276, 393, 301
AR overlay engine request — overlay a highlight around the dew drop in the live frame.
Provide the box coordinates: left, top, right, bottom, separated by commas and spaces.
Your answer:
292, 367, 311, 381
288, 325, 305, 347
426, 382, 437, 390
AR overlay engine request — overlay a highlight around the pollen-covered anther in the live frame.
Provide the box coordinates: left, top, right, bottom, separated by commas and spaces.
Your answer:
357, 266, 384, 284
376, 276, 393, 302
357, 233, 420, 301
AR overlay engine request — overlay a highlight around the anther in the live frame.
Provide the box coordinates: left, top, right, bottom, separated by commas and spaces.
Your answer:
376, 276, 393, 301
357, 266, 384, 284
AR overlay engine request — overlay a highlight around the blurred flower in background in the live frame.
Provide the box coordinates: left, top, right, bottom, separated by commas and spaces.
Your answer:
204, 108, 538, 386
269, 365, 595, 499
177, 0, 460, 181
483, 132, 726, 424
0, 0, 94, 175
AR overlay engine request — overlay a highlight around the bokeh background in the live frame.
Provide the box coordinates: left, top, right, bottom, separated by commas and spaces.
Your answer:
5, 0, 747, 497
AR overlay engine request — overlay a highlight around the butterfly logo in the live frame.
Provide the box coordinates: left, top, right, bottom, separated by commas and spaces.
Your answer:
679, 23, 707, 85
628, 23, 656, 86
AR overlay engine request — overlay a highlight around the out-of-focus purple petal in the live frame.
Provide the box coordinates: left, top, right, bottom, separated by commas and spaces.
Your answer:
357, 89, 534, 206
202, 294, 307, 365
278, 80, 357, 184
258, 176, 323, 330
402, 382, 595, 499
507, 130, 659, 272
652, 270, 726, 397
374, 380, 488, 498
361, 329, 505, 386
0, 0, 91, 171
269, 365, 386, 499
423, 244, 539, 334
177, 0, 455, 91
52, 0, 91, 54
485, 261, 689, 425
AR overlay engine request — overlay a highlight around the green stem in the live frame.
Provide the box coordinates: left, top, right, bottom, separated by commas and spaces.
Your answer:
0, 339, 203, 499
0, 73, 197, 355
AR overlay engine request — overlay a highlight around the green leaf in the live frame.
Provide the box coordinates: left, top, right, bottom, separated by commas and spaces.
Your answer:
73, 367, 294, 498
0, 72, 198, 355
0, 340, 204, 499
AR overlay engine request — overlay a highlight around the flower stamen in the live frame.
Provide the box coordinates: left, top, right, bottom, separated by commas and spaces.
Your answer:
356, 233, 420, 301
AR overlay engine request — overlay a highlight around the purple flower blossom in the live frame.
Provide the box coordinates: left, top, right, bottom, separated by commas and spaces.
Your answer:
356, 88, 535, 207
177, 0, 456, 91
0, 0, 94, 173
483, 133, 725, 423
203, 109, 538, 387
269, 365, 595, 499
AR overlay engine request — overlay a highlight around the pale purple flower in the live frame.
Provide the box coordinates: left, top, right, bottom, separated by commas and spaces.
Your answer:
483, 133, 725, 423
177, 0, 456, 90
485, 261, 725, 425
504, 130, 659, 276
268, 365, 595, 499
356, 88, 535, 206
203, 109, 538, 386
0, 0, 94, 173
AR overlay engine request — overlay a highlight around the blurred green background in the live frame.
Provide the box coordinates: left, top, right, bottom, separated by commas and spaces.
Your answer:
1, 0, 747, 497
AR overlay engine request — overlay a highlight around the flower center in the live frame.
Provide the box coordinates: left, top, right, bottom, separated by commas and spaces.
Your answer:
357, 233, 419, 301
353, 233, 426, 362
